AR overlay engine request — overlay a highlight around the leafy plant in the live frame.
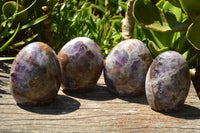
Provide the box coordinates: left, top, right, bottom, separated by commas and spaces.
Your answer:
51, 0, 126, 57
0, 0, 47, 58
86, 11, 124, 57
133, 0, 199, 68
132, 0, 200, 98
0, 0, 127, 59
51, 0, 92, 52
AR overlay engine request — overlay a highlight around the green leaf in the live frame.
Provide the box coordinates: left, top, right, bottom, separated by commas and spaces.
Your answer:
148, 40, 160, 57
12, 34, 38, 48
118, 1, 127, 11
101, 22, 108, 44
175, 31, 190, 54
1, 0, 36, 27
106, 22, 115, 41
143, 29, 174, 48
8, 15, 48, 35
156, 0, 165, 8
0, 22, 13, 42
0, 57, 15, 61
110, 16, 123, 22
179, 0, 200, 21
133, 0, 188, 32
91, 4, 105, 13
0, 24, 20, 52
162, 1, 182, 22
86, 17, 98, 39
167, 0, 181, 8
77, 2, 92, 12
186, 16, 200, 51
182, 47, 198, 68
15, 0, 36, 16
148, 40, 169, 57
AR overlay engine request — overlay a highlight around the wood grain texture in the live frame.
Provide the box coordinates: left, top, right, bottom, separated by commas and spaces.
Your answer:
0, 60, 200, 133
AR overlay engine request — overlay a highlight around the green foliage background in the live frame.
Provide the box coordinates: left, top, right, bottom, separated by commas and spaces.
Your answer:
1, 0, 200, 69
0, 0, 127, 58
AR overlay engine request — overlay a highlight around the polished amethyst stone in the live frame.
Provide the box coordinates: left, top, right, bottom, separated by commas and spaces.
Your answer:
145, 51, 190, 112
58, 37, 104, 92
104, 39, 153, 96
10, 42, 61, 106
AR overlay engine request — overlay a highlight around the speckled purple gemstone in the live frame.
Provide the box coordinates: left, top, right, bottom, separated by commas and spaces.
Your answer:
57, 37, 104, 92
104, 39, 153, 96
10, 42, 61, 106
145, 51, 190, 112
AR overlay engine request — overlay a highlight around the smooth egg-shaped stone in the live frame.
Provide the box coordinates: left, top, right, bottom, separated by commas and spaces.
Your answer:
104, 39, 153, 96
145, 51, 190, 112
57, 37, 104, 92
10, 42, 61, 106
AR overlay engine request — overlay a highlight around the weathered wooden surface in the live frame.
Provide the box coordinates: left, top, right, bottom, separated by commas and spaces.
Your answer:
0, 60, 200, 133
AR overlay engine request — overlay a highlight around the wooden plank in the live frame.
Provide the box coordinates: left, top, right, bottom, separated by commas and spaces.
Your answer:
0, 60, 200, 133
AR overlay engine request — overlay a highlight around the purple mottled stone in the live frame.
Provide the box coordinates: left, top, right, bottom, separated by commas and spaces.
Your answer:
57, 37, 104, 92
86, 50, 95, 59
116, 50, 129, 65
104, 67, 115, 91
9, 42, 61, 106
145, 51, 190, 112
104, 39, 153, 96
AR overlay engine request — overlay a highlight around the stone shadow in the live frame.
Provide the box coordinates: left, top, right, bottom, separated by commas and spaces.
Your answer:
63, 85, 116, 101
18, 95, 80, 115
0, 89, 9, 95
160, 104, 200, 120
0, 60, 11, 88
0, 60, 12, 74
119, 94, 148, 105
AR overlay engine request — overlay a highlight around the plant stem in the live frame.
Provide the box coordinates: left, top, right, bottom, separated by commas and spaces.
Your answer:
42, 4, 53, 47
122, 0, 135, 40
105, 0, 110, 15
190, 57, 200, 100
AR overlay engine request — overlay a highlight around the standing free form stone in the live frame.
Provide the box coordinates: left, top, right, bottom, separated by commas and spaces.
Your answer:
145, 51, 190, 112
10, 42, 61, 106
104, 39, 153, 96
57, 37, 104, 92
